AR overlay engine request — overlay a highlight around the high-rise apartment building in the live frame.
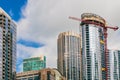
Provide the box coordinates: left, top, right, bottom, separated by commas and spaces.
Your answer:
80, 13, 105, 80
0, 8, 16, 80
108, 50, 120, 80
23, 56, 46, 71
57, 31, 81, 80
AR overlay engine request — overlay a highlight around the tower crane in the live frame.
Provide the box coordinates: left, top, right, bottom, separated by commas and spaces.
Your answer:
69, 16, 118, 80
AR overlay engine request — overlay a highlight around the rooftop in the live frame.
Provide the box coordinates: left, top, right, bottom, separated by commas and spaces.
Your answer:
81, 13, 106, 25
0, 7, 11, 19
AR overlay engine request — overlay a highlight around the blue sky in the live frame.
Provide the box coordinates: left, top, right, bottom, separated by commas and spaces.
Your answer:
0, 0, 27, 21
17, 39, 44, 48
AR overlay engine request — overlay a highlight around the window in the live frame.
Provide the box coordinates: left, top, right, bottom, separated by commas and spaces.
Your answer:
28, 77, 33, 80
47, 71, 51, 80
34, 75, 39, 80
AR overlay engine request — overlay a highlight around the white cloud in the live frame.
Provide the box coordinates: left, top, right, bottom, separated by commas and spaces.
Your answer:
9, 9, 14, 17
17, 0, 120, 72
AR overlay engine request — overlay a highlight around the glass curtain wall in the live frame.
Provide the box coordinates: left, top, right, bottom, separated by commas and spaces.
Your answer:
81, 24, 104, 80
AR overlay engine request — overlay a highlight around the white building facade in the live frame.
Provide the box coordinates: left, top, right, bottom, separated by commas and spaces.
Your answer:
108, 50, 120, 80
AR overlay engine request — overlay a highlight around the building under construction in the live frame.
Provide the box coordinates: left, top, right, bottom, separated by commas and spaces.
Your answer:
81, 13, 106, 80
69, 13, 118, 80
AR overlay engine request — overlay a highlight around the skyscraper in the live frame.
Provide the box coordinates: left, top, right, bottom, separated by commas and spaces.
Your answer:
80, 13, 105, 80
23, 56, 46, 71
0, 8, 17, 80
108, 50, 120, 80
57, 31, 81, 80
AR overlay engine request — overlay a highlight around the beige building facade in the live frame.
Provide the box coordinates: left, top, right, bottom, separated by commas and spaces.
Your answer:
57, 31, 81, 80
16, 68, 65, 80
